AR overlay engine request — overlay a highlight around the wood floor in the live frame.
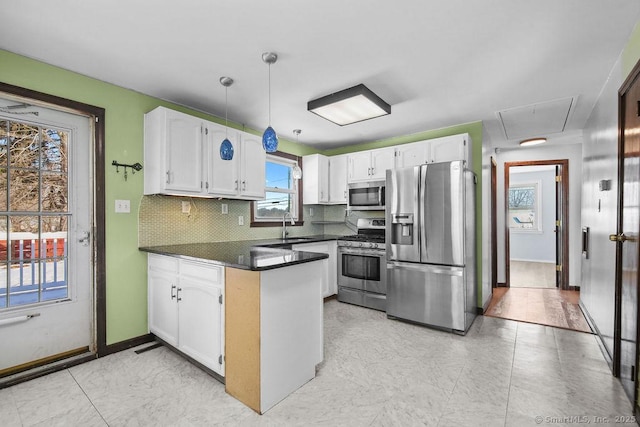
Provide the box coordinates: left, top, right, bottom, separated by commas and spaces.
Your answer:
485, 287, 592, 333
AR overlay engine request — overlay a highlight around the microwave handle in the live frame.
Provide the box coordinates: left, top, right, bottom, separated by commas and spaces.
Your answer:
378, 186, 383, 204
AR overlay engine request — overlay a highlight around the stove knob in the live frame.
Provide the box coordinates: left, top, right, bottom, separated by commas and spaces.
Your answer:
372, 243, 378, 249
359, 242, 364, 247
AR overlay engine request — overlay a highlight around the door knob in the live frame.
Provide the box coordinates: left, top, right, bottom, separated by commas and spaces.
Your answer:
609, 233, 638, 242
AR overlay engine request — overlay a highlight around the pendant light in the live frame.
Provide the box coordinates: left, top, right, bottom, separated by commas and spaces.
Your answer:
262, 52, 278, 152
292, 129, 302, 180
219, 76, 234, 160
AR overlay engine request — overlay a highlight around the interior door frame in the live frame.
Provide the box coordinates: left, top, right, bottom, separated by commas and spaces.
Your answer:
0, 82, 107, 357
504, 159, 569, 289
614, 57, 640, 406
491, 156, 498, 288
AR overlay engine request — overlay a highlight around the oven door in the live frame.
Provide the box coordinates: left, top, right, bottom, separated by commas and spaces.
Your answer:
338, 247, 387, 294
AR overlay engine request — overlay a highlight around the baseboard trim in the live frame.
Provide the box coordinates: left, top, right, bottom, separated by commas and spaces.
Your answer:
102, 334, 154, 357
0, 352, 96, 389
496, 282, 507, 288
567, 285, 581, 291
323, 294, 337, 302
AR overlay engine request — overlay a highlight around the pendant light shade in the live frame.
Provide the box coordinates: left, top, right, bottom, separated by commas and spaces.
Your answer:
219, 76, 234, 160
292, 129, 302, 180
262, 52, 279, 152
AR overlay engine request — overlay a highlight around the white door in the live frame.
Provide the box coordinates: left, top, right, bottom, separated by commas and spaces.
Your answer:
207, 122, 240, 197
240, 132, 266, 199
165, 110, 203, 194
0, 97, 93, 371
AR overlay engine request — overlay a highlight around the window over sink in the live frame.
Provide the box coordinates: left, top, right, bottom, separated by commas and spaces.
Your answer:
251, 152, 303, 227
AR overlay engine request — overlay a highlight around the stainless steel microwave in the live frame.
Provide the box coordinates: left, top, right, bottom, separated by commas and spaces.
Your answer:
348, 181, 385, 211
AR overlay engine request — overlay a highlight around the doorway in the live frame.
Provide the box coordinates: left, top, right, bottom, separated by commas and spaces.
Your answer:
504, 159, 569, 289
0, 82, 106, 380
507, 164, 558, 288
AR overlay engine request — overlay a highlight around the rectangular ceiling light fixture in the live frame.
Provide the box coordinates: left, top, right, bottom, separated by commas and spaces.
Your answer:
307, 84, 391, 126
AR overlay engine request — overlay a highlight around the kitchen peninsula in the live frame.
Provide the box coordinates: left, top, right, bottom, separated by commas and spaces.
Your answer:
139, 240, 329, 414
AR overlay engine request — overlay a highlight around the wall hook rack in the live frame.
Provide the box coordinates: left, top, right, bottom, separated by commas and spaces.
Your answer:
112, 160, 143, 181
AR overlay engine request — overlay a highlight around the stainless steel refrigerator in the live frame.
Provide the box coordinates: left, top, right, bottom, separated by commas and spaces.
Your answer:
385, 160, 476, 334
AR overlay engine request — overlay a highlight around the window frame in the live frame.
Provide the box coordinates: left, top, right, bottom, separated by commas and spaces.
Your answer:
508, 180, 542, 233
250, 151, 304, 227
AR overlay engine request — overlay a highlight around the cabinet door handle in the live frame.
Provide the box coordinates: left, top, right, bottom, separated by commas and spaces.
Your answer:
235, 180, 239, 190
170, 285, 176, 300
176, 287, 182, 301
242, 180, 246, 191
367, 167, 371, 175
371, 167, 375, 175
166, 171, 171, 184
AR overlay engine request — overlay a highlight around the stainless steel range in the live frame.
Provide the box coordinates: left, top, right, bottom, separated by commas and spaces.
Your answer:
337, 218, 387, 311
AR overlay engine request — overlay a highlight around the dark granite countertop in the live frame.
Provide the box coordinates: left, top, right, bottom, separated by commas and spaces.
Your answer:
139, 235, 342, 271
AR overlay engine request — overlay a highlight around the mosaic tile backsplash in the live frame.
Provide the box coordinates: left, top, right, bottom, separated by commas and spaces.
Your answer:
138, 195, 369, 247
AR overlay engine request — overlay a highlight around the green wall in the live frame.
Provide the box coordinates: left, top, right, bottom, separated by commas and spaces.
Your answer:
0, 49, 483, 346
0, 49, 316, 345
623, 20, 640, 79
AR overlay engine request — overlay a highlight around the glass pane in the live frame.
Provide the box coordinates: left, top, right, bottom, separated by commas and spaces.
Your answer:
255, 191, 293, 218
9, 122, 39, 169
265, 161, 292, 190
42, 171, 68, 212
508, 185, 537, 229
9, 170, 39, 211
0, 121, 8, 211
41, 216, 68, 302
41, 128, 68, 172
0, 262, 6, 308
0, 215, 6, 308
8, 260, 39, 307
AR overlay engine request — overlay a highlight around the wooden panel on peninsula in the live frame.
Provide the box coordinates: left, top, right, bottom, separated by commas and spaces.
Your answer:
225, 261, 324, 414
225, 268, 261, 412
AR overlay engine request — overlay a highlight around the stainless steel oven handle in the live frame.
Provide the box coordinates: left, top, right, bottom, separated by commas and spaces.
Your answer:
338, 247, 386, 257
386, 261, 463, 276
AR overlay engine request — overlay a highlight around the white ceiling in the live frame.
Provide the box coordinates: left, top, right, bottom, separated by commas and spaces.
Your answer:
1, 0, 639, 151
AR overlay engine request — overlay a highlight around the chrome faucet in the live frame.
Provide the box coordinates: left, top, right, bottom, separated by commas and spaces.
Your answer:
282, 212, 295, 239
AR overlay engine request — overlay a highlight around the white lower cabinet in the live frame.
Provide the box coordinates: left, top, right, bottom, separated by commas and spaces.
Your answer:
291, 241, 337, 297
147, 254, 225, 376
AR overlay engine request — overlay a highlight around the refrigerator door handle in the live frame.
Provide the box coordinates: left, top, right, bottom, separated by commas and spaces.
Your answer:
387, 261, 463, 276
418, 165, 427, 256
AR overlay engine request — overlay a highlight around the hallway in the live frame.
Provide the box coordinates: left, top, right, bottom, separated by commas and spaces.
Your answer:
485, 288, 592, 333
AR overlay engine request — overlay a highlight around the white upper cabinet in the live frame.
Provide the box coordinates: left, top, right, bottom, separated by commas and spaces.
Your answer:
207, 123, 240, 197
207, 126, 265, 200
428, 133, 471, 164
395, 133, 471, 169
303, 154, 330, 204
303, 154, 347, 205
395, 140, 430, 169
144, 107, 204, 195
328, 154, 347, 204
347, 147, 395, 183
239, 132, 266, 200
144, 106, 265, 200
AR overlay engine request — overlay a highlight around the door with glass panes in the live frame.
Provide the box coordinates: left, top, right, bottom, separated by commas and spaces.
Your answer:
0, 97, 92, 371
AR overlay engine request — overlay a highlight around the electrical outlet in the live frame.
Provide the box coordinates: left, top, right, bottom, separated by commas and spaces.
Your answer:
115, 199, 130, 213
238, 215, 244, 226
221, 204, 228, 214
181, 201, 191, 214
310, 207, 314, 217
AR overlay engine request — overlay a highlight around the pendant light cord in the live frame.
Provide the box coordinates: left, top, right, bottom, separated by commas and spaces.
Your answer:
268, 63, 272, 126
225, 86, 229, 139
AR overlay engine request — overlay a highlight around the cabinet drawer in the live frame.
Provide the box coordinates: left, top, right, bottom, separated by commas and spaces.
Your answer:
148, 254, 179, 273
180, 260, 223, 284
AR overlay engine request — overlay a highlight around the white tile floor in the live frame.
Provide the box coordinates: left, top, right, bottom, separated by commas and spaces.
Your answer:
0, 299, 634, 426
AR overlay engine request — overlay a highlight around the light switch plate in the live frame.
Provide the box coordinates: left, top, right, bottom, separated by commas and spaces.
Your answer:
181, 201, 191, 214
115, 199, 130, 213
221, 204, 228, 214
238, 215, 244, 226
